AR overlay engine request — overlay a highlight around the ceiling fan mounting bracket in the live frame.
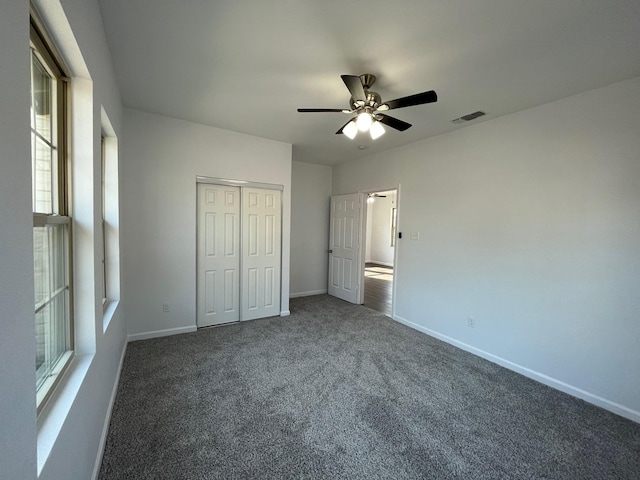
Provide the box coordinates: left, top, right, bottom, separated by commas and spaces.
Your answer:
359, 73, 377, 90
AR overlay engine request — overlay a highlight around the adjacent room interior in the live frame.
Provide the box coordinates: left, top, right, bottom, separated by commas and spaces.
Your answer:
363, 190, 397, 317
1, 1, 640, 479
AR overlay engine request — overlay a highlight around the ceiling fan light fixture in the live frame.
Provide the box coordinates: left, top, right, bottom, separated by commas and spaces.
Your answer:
369, 121, 385, 139
356, 111, 373, 132
343, 120, 358, 139
297, 73, 437, 137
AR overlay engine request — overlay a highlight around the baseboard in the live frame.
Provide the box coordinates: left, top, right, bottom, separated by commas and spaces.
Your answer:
289, 289, 327, 298
91, 341, 127, 480
280, 310, 291, 317
393, 314, 640, 424
368, 260, 393, 267
127, 325, 197, 342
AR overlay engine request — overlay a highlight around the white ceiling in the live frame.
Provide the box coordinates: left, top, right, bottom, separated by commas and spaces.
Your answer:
98, 0, 640, 166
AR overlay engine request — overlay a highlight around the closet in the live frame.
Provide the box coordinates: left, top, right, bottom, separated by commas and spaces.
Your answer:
196, 182, 281, 327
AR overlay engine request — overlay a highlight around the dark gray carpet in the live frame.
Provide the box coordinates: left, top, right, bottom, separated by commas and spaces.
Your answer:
100, 295, 640, 479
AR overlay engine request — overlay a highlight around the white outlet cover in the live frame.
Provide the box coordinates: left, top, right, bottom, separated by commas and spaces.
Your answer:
411, 231, 420, 240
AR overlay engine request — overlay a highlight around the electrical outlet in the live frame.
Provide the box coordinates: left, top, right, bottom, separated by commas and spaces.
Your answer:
411, 231, 420, 240
162, 303, 170, 313
467, 316, 475, 328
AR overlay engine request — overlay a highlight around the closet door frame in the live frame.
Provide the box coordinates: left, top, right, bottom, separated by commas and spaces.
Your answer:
197, 176, 284, 192
196, 176, 284, 324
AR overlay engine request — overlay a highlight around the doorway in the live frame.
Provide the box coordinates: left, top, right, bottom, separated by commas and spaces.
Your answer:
363, 190, 396, 316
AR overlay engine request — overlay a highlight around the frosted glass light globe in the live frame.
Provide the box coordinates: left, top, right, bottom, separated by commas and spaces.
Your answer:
369, 121, 385, 139
343, 120, 358, 139
356, 112, 372, 132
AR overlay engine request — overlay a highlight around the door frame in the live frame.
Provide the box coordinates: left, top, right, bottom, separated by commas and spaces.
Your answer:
358, 184, 400, 318
196, 176, 284, 192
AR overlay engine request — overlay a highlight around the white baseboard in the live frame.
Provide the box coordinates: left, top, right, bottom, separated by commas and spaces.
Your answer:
91, 341, 127, 480
393, 314, 640, 424
127, 325, 197, 342
368, 260, 393, 267
289, 289, 327, 298
280, 310, 291, 317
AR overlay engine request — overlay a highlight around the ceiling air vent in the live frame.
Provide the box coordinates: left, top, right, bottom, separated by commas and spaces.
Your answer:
452, 111, 486, 124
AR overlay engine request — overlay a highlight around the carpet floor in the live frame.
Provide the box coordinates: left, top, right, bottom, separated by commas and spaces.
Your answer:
99, 295, 640, 479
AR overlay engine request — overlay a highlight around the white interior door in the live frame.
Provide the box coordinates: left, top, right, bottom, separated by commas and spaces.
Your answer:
197, 184, 240, 326
241, 187, 282, 321
328, 193, 361, 303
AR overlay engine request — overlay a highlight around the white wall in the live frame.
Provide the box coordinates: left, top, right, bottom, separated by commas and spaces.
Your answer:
368, 193, 396, 266
0, 1, 37, 477
122, 109, 292, 338
365, 204, 373, 262
1, 0, 127, 479
333, 77, 640, 421
290, 161, 332, 297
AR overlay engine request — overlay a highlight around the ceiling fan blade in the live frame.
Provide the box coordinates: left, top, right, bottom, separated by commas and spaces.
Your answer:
382, 90, 437, 110
341, 75, 367, 102
335, 119, 354, 134
376, 114, 412, 131
297, 108, 347, 113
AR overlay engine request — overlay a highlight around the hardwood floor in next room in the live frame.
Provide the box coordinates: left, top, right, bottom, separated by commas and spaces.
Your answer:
364, 262, 393, 317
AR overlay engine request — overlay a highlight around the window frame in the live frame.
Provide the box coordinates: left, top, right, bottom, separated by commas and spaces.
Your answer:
101, 134, 107, 306
30, 15, 74, 413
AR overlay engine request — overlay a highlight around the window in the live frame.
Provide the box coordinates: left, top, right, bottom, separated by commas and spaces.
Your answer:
390, 207, 397, 247
30, 19, 73, 410
100, 108, 120, 325
101, 134, 107, 305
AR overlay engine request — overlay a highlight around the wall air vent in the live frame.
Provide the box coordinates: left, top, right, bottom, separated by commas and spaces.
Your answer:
452, 111, 486, 124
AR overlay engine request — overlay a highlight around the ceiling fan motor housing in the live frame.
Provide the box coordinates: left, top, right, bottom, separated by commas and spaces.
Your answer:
350, 93, 382, 110
350, 74, 382, 110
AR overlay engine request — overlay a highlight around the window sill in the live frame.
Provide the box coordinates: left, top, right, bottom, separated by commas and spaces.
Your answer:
103, 299, 120, 333
37, 353, 94, 476
36, 350, 73, 412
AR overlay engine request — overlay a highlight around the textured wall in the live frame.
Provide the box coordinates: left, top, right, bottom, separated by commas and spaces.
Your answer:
122, 109, 292, 336
0, 0, 37, 477
333, 77, 640, 420
1, 0, 128, 478
290, 161, 332, 297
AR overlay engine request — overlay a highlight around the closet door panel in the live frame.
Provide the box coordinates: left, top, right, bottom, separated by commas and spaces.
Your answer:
241, 187, 281, 321
197, 184, 240, 326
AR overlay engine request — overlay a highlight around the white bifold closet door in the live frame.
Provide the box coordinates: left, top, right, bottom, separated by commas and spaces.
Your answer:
197, 184, 281, 327
197, 184, 241, 326
241, 187, 281, 321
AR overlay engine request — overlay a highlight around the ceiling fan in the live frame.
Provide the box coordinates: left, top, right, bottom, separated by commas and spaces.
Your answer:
367, 192, 387, 203
297, 74, 437, 140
